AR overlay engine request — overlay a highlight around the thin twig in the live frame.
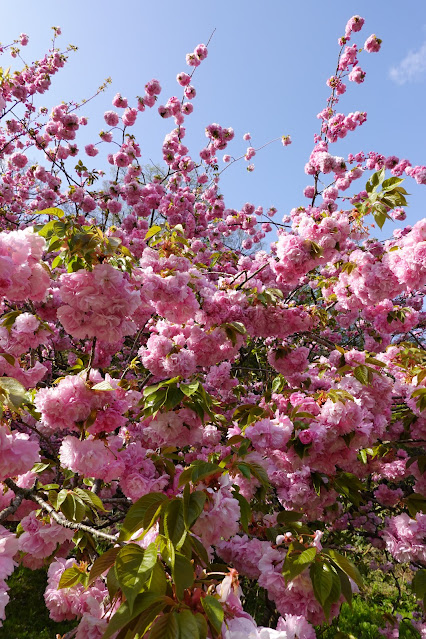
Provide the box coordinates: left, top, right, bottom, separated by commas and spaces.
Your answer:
86, 336, 97, 379
235, 263, 268, 290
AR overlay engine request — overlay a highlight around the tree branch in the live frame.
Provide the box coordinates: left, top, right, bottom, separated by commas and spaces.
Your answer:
0, 493, 24, 523
4, 479, 118, 544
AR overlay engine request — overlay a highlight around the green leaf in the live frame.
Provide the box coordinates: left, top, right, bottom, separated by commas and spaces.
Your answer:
334, 472, 364, 507
58, 565, 82, 589
145, 225, 162, 240
164, 500, 186, 548
371, 168, 385, 191
364, 356, 386, 367
245, 462, 269, 488
60, 493, 86, 523
237, 462, 251, 479
179, 381, 200, 397
72, 529, 89, 550
201, 595, 224, 635
120, 493, 169, 541
283, 546, 317, 583
143, 380, 177, 397
147, 561, 167, 595
161, 538, 176, 569
51, 254, 63, 269
272, 375, 285, 393
115, 543, 157, 613
164, 386, 185, 410
176, 610, 200, 639
310, 561, 333, 606
142, 388, 168, 416
323, 549, 363, 587
92, 380, 115, 391
149, 612, 179, 639
89, 547, 120, 585
106, 566, 120, 600
232, 403, 266, 427
228, 321, 246, 335
322, 566, 342, 621
142, 499, 168, 533
189, 534, 209, 566
276, 511, 302, 525
172, 553, 194, 600
32, 462, 51, 474
233, 491, 251, 534
405, 493, 426, 517
38, 219, 66, 238
359, 448, 368, 464
179, 534, 193, 560
36, 206, 65, 218
372, 207, 391, 230
0, 376, 29, 409
72, 487, 108, 513
183, 489, 206, 529
353, 365, 371, 385
194, 613, 208, 639
47, 237, 64, 252
336, 566, 353, 606
412, 569, 426, 599
381, 176, 404, 190
56, 488, 68, 510
178, 461, 220, 487
101, 592, 166, 639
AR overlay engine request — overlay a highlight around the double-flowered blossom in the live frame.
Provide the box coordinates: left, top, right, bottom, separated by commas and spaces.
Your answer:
382, 513, 426, 564
387, 219, 426, 290
35, 370, 130, 435
0, 228, 50, 302
0, 527, 19, 627
57, 263, 140, 342
59, 435, 125, 481
44, 558, 108, 622
192, 477, 241, 547
0, 427, 39, 481
18, 511, 74, 559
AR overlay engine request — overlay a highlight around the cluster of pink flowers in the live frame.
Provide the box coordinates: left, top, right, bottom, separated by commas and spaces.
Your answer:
59, 436, 125, 481
0, 527, 18, 627
57, 263, 140, 342
44, 558, 107, 624
223, 614, 316, 638
192, 478, 241, 547
18, 511, 74, 560
0, 228, 50, 302
35, 372, 129, 435
139, 318, 244, 379
387, 219, 426, 291
382, 513, 426, 564
0, 427, 39, 481
268, 346, 310, 379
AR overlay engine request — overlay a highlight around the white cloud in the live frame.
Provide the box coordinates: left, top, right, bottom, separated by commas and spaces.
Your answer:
389, 41, 426, 85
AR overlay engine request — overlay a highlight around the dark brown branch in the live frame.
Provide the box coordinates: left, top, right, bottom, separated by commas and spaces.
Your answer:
0, 493, 24, 522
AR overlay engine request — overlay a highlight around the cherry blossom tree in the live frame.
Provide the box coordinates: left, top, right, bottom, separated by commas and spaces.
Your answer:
0, 17, 425, 639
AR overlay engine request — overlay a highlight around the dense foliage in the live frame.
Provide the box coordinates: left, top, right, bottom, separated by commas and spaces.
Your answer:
0, 16, 425, 639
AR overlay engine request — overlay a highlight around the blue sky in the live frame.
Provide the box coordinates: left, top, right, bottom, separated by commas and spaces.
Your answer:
2, 1, 426, 239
